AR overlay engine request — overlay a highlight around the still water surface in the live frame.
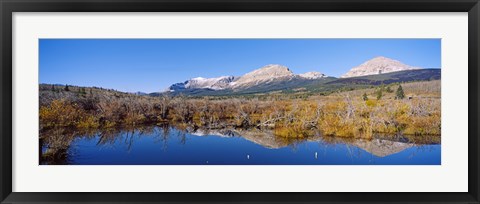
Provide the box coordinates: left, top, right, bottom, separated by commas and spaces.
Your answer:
40, 126, 441, 165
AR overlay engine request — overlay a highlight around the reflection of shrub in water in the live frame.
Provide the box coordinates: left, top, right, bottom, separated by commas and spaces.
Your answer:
40, 125, 169, 164
40, 127, 97, 164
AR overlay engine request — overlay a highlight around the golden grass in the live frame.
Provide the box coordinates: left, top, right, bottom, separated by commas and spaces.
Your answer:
39, 81, 441, 138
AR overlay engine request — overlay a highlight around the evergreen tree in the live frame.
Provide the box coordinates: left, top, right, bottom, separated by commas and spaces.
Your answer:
386, 86, 393, 93
396, 85, 405, 99
64, 84, 70, 92
51, 85, 55, 91
379, 82, 386, 93
376, 89, 383, 100
362, 92, 368, 101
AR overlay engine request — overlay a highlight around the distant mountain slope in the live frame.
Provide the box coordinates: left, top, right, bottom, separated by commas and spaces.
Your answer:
231, 76, 336, 95
341, 56, 421, 78
330, 69, 440, 86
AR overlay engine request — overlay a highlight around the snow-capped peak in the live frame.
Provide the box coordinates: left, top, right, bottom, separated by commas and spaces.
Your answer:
298, 71, 327, 79
183, 75, 236, 90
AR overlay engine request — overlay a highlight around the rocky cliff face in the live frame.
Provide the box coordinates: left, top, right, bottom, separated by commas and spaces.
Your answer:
341, 56, 421, 78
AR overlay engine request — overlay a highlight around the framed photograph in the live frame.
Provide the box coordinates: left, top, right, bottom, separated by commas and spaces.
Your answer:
1, 0, 479, 203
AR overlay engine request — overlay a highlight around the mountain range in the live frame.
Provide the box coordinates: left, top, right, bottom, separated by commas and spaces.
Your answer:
168, 64, 327, 92
162, 56, 440, 96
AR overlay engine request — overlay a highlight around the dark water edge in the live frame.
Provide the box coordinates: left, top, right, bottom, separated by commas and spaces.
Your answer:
39, 125, 441, 165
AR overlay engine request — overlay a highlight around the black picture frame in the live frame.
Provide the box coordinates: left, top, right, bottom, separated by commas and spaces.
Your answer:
1, 0, 479, 203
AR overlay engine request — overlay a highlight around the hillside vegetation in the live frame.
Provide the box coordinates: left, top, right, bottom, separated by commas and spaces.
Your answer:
40, 80, 441, 139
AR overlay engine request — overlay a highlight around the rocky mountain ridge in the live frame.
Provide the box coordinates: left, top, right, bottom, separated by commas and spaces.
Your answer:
168, 64, 328, 92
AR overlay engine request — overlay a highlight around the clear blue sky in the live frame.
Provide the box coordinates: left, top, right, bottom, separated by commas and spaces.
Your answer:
40, 39, 441, 93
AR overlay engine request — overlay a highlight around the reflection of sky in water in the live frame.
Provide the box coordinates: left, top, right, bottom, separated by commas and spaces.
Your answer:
63, 127, 441, 165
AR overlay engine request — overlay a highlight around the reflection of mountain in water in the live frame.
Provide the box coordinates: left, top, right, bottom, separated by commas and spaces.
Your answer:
188, 128, 323, 149
325, 134, 440, 157
40, 125, 441, 164
188, 128, 440, 157
347, 139, 414, 157
189, 129, 238, 138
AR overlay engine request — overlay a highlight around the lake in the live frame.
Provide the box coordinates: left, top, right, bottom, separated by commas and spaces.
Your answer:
39, 125, 441, 165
